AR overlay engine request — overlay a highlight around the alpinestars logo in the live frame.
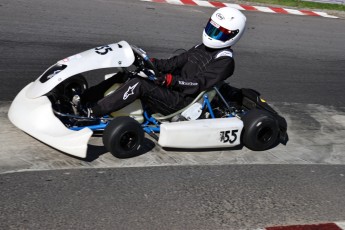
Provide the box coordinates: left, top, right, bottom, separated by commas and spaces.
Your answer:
123, 82, 139, 100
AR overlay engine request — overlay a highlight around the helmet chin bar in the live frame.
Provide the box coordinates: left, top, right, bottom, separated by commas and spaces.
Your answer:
203, 31, 232, 49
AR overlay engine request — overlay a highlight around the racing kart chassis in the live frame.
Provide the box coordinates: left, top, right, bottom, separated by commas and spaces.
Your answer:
8, 41, 288, 159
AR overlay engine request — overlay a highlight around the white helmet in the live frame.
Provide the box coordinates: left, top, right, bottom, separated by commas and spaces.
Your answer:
203, 7, 247, 49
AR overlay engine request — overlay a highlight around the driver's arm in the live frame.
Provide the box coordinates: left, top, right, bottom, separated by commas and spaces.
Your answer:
153, 50, 189, 73
169, 56, 235, 95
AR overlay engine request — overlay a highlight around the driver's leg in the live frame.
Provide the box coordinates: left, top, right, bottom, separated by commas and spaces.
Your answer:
91, 77, 145, 117
140, 82, 194, 116
80, 72, 128, 105
90, 77, 193, 117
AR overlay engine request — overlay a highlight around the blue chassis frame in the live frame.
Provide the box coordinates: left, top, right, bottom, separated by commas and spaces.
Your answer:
69, 93, 229, 134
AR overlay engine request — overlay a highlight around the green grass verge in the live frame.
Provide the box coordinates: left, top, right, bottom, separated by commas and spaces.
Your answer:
243, 0, 345, 11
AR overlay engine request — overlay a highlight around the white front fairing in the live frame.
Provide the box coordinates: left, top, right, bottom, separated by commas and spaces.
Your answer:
158, 118, 243, 148
8, 83, 93, 158
26, 41, 135, 99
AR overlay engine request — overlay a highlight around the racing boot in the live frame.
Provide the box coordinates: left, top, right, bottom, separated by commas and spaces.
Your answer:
71, 94, 82, 115
72, 95, 96, 118
83, 107, 95, 118
72, 94, 81, 107
73, 106, 99, 127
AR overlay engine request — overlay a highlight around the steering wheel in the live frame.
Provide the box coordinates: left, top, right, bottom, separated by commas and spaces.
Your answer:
131, 45, 159, 78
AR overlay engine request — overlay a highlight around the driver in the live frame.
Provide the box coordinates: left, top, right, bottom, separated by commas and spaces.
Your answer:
77, 7, 246, 117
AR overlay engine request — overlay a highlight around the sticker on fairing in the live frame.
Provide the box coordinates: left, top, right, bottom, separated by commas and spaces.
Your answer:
220, 130, 239, 144
95, 45, 113, 55
61, 54, 82, 63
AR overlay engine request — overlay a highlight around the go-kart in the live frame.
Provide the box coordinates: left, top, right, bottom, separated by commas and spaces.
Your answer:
8, 41, 288, 159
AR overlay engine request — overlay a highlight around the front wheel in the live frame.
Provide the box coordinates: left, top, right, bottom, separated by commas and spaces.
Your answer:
103, 116, 144, 158
241, 109, 279, 151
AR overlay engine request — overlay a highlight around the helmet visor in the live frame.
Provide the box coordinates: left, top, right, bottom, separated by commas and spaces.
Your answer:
205, 19, 239, 42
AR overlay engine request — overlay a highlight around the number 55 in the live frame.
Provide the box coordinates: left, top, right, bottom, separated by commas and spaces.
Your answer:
221, 130, 238, 144
95, 45, 113, 55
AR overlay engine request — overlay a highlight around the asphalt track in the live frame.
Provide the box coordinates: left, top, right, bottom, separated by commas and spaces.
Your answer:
1, 0, 345, 229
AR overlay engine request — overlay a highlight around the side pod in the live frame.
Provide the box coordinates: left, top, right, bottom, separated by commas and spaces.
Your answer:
158, 118, 243, 148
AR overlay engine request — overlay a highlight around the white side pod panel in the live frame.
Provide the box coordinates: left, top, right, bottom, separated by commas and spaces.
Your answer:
158, 118, 243, 148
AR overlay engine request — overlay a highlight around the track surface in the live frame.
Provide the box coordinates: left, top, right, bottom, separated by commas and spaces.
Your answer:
1, 165, 345, 229
1, 0, 345, 229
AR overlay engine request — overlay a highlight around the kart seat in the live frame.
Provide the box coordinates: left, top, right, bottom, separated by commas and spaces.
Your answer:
152, 88, 217, 122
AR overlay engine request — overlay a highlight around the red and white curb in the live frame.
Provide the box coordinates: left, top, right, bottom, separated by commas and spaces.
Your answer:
258, 221, 345, 230
141, 0, 339, 18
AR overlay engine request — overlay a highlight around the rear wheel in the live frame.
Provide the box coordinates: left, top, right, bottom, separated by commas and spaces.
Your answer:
103, 116, 144, 158
241, 109, 279, 151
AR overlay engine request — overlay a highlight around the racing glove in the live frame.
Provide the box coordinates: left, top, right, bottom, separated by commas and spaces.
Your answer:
154, 73, 173, 87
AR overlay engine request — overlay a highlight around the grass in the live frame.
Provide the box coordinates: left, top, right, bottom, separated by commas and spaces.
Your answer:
242, 0, 345, 11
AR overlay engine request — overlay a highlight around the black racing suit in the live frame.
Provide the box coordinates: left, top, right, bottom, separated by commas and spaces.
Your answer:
83, 44, 235, 117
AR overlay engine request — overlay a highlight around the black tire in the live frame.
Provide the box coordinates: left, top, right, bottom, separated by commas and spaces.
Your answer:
103, 116, 144, 158
241, 109, 279, 151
